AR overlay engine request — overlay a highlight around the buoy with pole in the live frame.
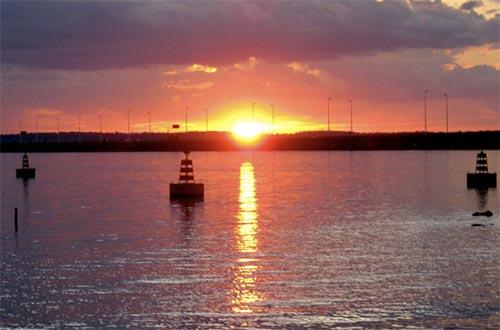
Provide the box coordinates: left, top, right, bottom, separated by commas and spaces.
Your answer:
16, 152, 36, 179
169, 151, 204, 199
467, 150, 497, 188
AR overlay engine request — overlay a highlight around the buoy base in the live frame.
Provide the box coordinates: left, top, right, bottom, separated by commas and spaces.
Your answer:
16, 168, 36, 179
467, 172, 496, 188
170, 183, 204, 199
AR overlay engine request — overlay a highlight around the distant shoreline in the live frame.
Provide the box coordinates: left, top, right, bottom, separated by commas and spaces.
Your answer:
1, 131, 499, 152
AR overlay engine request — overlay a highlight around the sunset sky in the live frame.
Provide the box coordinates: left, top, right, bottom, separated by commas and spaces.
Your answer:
1, 0, 499, 134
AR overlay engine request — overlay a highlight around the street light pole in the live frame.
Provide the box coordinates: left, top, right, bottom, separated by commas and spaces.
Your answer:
349, 99, 353, 133
18, 120, 22, 144
99, 114, 103, 143
35, 116, 38, 143
328, 97, 332, 133
424, 89, 429, 133
185, 106, 189, 134
204, 108, 208, 132
147, 111, 151, 141
270, 104, 275, 134
128, 110, 132, 141
444, 94, 448, 133
57, 117, 60, 143
78, 115, 81, 143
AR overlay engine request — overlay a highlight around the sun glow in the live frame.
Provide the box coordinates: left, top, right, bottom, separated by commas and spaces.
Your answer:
232, 122, 266, 142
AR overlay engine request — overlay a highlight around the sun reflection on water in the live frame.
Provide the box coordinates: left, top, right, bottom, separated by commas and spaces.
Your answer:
231, 162, 262, 313
237, 162, 258, 253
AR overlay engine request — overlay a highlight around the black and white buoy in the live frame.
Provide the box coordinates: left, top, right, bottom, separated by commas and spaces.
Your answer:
169, 151, 204, 199
467, 150, 496, 188
16, 153, 36, 179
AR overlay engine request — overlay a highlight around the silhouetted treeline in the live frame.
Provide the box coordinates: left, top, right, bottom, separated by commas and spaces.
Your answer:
1, 131, 498, 152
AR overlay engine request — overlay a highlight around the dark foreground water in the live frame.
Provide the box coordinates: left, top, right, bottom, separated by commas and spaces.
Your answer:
1, 151, 499, 329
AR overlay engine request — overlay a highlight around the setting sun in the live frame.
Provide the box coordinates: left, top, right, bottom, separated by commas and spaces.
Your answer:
232, 122, 266, 142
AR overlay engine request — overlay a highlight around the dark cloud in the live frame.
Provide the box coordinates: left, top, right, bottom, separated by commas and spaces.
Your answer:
460, 1, 484, 10
316, 50, 499, 102
1, 0, 499, 70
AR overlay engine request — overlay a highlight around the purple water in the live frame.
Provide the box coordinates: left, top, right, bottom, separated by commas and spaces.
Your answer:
1, 151, 499, 328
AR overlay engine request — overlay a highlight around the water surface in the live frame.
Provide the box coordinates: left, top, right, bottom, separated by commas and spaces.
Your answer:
1, 151, 499, 328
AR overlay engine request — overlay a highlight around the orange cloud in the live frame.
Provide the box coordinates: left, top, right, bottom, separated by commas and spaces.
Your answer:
287, 62, 322, 77
163, 70, 178, 75
234, 57, 259, 70
163, 80, 214, 90
453, 44, 500, 69
185, 64, 217, 73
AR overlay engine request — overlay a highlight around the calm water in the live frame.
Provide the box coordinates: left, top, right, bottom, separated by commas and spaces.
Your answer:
1, 151, 499, 329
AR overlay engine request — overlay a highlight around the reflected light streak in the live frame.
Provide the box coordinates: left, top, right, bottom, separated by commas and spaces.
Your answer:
237, 162, 258, 252
231, 162, 262, 313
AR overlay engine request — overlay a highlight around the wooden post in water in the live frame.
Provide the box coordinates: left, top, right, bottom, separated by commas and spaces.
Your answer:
14, 207, 18, 234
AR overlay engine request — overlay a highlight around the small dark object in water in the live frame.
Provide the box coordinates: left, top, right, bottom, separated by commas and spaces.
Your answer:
471, 223, 486, 227
16, 153, 35, 179
472, 210, 493, 217
14, 207, 18, 234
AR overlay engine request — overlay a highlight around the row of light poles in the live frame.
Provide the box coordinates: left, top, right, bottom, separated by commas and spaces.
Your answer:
326, 92, 449, 133
184, 107, 210, 134
32, 116, 61, 143
424, 90, 450, 133
32, 110, 154, 142
24, 107, 208, 143
327, 97, 354, 133
122, 108, 211, 137
250, 102, 276, 134
29, 113, 98, 143
123, 109, 156, 140
24, 93, 451, 140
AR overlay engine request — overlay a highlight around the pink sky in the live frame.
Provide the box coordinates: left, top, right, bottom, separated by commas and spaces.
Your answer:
1, 0, 498, 134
